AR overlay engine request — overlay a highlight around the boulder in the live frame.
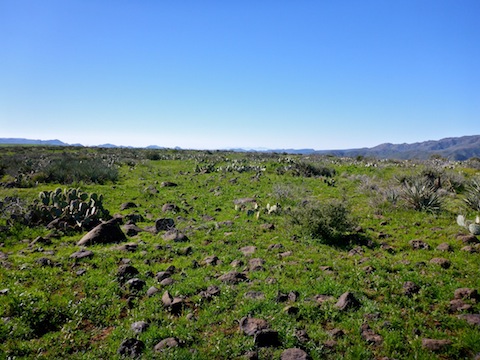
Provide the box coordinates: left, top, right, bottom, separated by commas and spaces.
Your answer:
77, 219, 126, 246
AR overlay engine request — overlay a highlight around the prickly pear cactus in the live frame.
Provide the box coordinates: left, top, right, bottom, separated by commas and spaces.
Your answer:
31, 188, 110, 231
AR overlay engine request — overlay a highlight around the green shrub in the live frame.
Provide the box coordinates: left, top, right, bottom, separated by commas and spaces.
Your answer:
44, 156, 118, 184
288, 200, 355, 244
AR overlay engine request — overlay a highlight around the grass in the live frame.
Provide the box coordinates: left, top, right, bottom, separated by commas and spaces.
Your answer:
0, 147, 479, 359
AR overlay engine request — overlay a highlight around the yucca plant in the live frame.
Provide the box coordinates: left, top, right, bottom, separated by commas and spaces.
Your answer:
401, 178, 444, 213
464, 178, 480, 211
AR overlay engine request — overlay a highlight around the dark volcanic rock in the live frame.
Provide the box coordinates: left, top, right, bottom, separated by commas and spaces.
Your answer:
403, 281, 420, 297
155, 218, 175, 232
421, 338, 452, 351
118, 338, 145, 358
281, 348, 310, 360
335, 292, 360, 311
162, 230, 188, 242
409, 239, 430, 250
458, 314, 480, 327
77, 219, 127, 246
248, 258, 265, 271
120, 202, 137, 210
125, 278, 146, 292
239, 317, 269, 336
161, 181, 178, 187
361, 323, 383, 345
240, 246, 256, 256
219, 271, 248, 284
117, 264, 139, 284
154, 337, 180, 351
70, 249, 94, 259
254, 329, 281, 347
429, 257, 451, 269
162, 203, 179, 212
454, 288, 478, 301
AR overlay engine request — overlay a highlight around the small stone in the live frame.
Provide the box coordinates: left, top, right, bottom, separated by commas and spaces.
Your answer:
458, 314, 480, 327
162, 230, 188, 242
160, 277, 174, 286
295, 329, 310, 343
403, 281, 420, 297
203, 255, 219, 266
218, 271, 248, 284
131, 321, 149, 333
361, 323, 383, 345
281, 348, 310, 360
260, 223, 275, 231
314, 294, 335, 305
279, 251, 293, 258
125, 278, 146, 292
154, 337, 179, 351
239, 317, 270, 336
268, 243, 284, 250
449, 299, 472, 313
454, 288, 478, 301
254, 329, 281, 347
76, 269, 87, 276
120, 202, 137, 210
117, 265, 139, 284
421, 338, 452, 351
328, 328, 345, 338
161, 181, 177, 187
118, 338, 145, 358
199, 285, 221, 299
147, 286, 159, 297
461, 246, 476, 253
409, 239, 430, 250
283, 305, 299, 315
456, 234, 478, 244
248, 258, 265, 271
70, 249, 94, 259
35, 257, 53, 267
240, 246, 256, 256
436, 243, 452, 252
348, 247, 363, 256
162, 203, 179, 212
0, 289, 9, 295
429, 257, 451, 269
335, 291, 360, 311
155, 218, 175, 232
230, 259, 244, 268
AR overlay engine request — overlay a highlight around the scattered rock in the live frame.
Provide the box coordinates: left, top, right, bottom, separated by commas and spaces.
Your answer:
30, 236, 52, 246
35, 257, 53, 267
230, 259, 244, 268
281, 348, 310, 360
449, 299, 472, 313
421, 338, 452, 351
283, 305, 299, 315
248, 258, 265, 271
348, 247, 363, 256
456, 234, 478, 244
268, 243, 284, 250
436, 243, 452, 252
76, 269, 86, 276
162, 203, 179, 212
380, 242, 395, 253
125, 278, 146, 292
458, 314, 480, 327
461, 245, 476, 253
360, 323, 383, 345
409, 240, 429, 250
161, 291, 183, 315
118, 338, 145, 358
154, 337, 180, 351
125, 213, 144, 224
254, 329, 281, 347
159, 277, 174, 286
454, 288, 478, 301
118, 242, 139, 252
260, 223, 275, 231
240, 317, 269, 336
78, 219, 127, 246
122, 224, 143, 237
242, 350, 258, 360
199, 285, 221, 299
328, 328, 345, 338
161, 181, 178, 187
147, 286, 159, 297
335, 292, 360, 311
203, 255, 219, 266
429, 257, 451, 269
131, 321, 149, 333
315, 294, 335, 305
0, 289, 9, 295
120, 202, 137, 210
403, 281, 420, 297
162, 230, 189, 242
70, 249, 94, 260
240, 246, 256, 256
117, 264, 139, 284
218, 271, 248, 284
279, 251, 293, 258
295, 329, 310, 343
155, 218, 175, 232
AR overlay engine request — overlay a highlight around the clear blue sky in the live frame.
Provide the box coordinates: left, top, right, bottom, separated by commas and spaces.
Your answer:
1, 1, 479, 149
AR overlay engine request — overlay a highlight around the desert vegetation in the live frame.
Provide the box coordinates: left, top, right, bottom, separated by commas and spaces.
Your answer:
0, 146, 479, 359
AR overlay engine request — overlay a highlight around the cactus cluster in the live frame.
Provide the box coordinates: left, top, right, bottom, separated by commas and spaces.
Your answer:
33, 188, 109, 230
457, 214, 480, 236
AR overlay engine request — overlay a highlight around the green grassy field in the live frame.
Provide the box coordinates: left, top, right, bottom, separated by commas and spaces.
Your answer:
1, 147, 479, 359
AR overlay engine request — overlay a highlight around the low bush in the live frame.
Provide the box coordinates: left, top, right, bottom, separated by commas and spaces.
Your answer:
400, 177, 444, 213
464, 177, 480, 211
288, 200, 355, 245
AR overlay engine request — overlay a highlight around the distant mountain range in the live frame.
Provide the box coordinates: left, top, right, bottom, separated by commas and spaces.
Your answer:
1, 135, 479, 160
